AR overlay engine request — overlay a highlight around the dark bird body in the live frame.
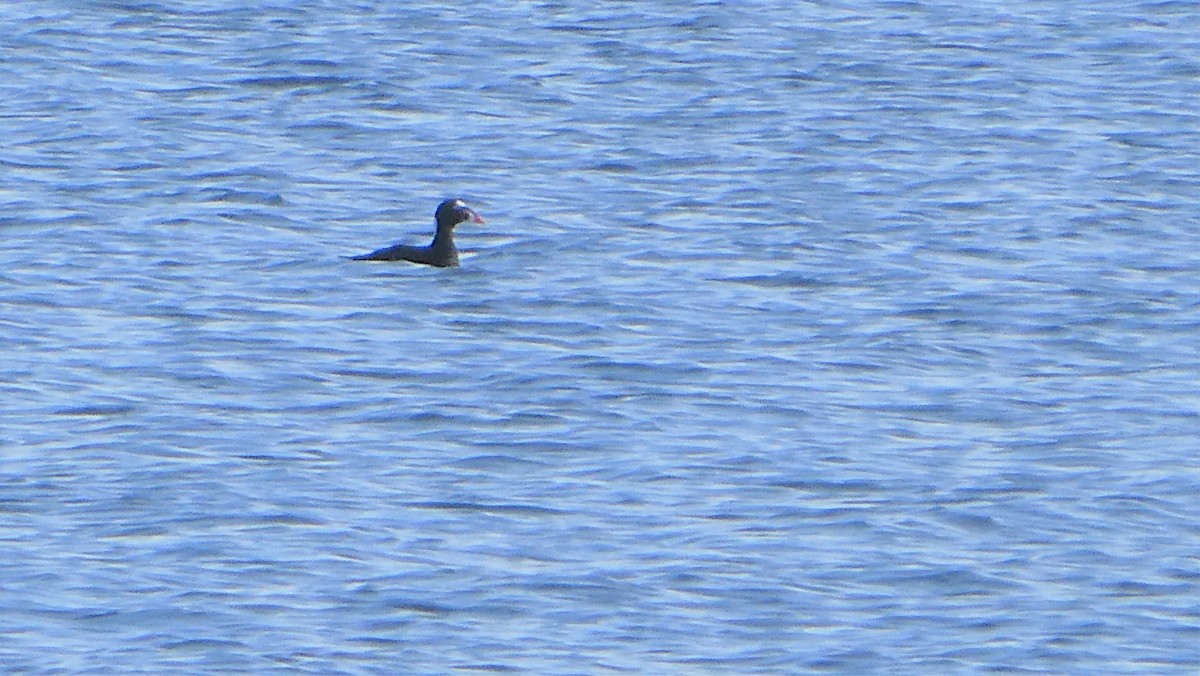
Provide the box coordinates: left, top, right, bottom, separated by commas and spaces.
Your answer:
352, 198, 485, 267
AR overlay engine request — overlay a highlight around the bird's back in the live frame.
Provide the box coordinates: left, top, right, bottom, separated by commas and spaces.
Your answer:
351, 242, 456, 266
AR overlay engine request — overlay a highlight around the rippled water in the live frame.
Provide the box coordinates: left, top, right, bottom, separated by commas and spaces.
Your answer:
3, 1, 1200, 672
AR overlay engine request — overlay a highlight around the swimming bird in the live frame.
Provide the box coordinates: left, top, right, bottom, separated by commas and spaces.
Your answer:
352, 198, 485, 267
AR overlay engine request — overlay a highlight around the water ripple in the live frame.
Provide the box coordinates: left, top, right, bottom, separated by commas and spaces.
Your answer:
2, 0, 1199, 673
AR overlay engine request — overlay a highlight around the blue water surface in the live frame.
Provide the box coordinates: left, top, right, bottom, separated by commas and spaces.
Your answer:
2, 1, 1200, 672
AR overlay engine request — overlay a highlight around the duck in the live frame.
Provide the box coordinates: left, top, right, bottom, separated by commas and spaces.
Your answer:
351, 198, 485, 267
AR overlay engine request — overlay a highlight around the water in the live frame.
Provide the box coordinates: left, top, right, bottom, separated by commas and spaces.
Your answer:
3, 1, 1199, 672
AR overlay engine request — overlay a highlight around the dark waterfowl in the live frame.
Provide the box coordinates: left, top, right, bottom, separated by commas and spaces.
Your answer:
352, 198, 485, 267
